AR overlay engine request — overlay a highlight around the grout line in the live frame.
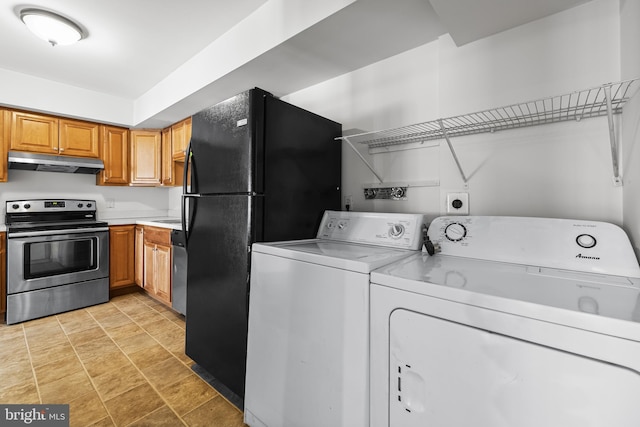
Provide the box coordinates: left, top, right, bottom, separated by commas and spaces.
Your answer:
21, 322, 43, 405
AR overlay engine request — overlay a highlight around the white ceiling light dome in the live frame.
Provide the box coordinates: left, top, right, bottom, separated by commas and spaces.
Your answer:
20, 8, 85, 47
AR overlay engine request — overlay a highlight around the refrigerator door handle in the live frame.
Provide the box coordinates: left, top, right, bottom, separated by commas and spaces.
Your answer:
182, 139, 194, 243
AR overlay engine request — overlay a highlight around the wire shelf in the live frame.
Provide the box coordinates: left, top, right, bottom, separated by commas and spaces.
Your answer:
338, 79, 639, 149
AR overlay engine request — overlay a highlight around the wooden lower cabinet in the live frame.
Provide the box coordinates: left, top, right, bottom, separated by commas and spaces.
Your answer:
141, 226, 172, 305
1, 232, 5, 316
109, 226, 135, 289
135, 226, 144, 287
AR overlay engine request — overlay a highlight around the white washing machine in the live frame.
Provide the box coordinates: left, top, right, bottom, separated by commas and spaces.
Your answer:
244, 210, 426, 427
370, 216, 640, 427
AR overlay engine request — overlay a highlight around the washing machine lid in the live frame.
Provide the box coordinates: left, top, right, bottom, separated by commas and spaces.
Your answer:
371, 253, 640, 341
252, 239, 419, 273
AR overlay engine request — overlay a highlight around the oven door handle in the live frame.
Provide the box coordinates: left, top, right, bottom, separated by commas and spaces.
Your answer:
8, 226, 109, 238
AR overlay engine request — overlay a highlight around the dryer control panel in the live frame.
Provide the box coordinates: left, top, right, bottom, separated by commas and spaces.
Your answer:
317, 211, 426, 250
428, 216, 640, 278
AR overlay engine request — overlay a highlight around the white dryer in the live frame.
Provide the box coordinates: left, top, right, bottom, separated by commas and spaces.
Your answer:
370, 216, 640, 427
244, 210, 426, 427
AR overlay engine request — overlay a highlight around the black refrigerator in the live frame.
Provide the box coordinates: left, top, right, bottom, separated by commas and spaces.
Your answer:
182, 88, 341, 405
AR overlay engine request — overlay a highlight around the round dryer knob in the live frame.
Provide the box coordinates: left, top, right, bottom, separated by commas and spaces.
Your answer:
389, 224, 405, 238
576, 234, 596, 249
444, 222, 467, 242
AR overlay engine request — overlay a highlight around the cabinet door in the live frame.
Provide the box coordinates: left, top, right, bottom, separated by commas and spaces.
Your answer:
171, 117, 191, 160
0, 232, 5, 315
98, 126, 129, 185
10, 111, 58, 154
143, 242, 157, 295
154, 244, 172, 304
130, 130, 161, 185
135, 226, 144, 287
109, 226, 135, 289
161, 127, 173, 186
0, 110, 8, 182
59, 118, 100, 158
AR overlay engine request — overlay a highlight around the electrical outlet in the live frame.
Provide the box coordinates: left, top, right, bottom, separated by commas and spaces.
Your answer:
447, 192, 469, 215
106, 198, 115, 208
345, 195, 353, 209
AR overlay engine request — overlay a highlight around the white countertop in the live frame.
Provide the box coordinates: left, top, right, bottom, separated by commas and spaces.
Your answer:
106, 217, 182, 230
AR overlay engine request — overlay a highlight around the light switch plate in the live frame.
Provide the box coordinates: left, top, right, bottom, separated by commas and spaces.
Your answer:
447, 192, 469, 215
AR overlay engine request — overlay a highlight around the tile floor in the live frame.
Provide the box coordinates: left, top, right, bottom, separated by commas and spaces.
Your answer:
0, 291, 247, 427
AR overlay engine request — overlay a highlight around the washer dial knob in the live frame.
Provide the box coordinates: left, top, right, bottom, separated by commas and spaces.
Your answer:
444, 222, 467, 242
576, 234, 597, 249
389, 224, 405, 238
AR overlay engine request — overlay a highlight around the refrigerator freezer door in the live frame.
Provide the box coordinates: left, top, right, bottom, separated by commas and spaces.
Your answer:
262, 95, 341, 241
185, 194, 263, 399
189, 89, 267, 195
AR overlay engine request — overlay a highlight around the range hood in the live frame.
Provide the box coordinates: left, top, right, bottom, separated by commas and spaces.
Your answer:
8, 151, 104, 175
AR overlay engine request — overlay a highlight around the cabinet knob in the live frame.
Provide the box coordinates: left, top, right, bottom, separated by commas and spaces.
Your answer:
59, 148, 64, 152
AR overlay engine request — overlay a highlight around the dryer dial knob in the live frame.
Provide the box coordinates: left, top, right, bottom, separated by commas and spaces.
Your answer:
576, 234, 597, 249
444, 223, 467, 242
389, 224, 405, 238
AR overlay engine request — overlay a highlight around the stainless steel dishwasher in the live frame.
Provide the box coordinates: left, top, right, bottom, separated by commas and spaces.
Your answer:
171, 229, 187, 316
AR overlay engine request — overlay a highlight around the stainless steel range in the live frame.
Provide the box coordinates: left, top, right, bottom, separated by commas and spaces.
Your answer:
5, 199, 109, 324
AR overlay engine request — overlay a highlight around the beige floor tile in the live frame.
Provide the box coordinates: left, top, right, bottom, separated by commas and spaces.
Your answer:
103, 322, 144, 341
30, 340, 76, 367
142, 357, 192, 390
74, 336, 120, 361
66, 325, 108, 347
127, 405, 185, 427
153, 326, 185, 348
141, 318, 177, 337
82, 350, 131, 379
127, 343, 173, 370
103, 383, 164, 427
22, 316, 60, 329
158, 374, 218, 416
87, 416, 115, 426
94, 313, 132, 329
0, 324, 26, 342
114, 331, 157, 355
129, 311, 166, 327
87, 303, 122, 320
182, 396, 245, 427
34, 355, 84, 386
58, 315, 98, 335
0, 380, 40, 404
69, 390, 109, 427
92, 364, 147, 401
39, 371, 94, 404
0, 360, 36, 391
0, 335, 29, 363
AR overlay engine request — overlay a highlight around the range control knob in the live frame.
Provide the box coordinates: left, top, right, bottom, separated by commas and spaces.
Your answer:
389, 224, 405, 238
444, 222, 467, 242
87, 203, 92, 208
24, 203, 31, 210
78, 203, 84, 208
11, 204, 19, 210
576, 234, 597, 249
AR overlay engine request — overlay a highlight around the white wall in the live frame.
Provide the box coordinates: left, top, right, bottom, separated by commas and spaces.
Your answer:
283, 0, 624, 225
621, 0, 640, 255
0, 170, 174, 221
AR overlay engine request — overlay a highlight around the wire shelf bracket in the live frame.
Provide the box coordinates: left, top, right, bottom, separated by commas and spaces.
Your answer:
336, 78, 639, 186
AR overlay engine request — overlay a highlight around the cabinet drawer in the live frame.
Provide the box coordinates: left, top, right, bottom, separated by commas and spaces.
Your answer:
143, 226, 170, 246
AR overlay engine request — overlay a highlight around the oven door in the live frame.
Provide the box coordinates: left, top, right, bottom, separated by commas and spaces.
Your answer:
7, 227, 109, 294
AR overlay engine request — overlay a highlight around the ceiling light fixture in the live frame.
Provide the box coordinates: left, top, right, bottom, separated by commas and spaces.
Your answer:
20, 8, 85, 47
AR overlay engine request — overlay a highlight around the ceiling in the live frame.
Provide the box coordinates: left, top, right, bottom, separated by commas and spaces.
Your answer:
0, 0, 593, 128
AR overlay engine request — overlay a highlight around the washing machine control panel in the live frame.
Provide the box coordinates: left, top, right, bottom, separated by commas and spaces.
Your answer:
318, 211, 426, 250
427, 216, 640, 277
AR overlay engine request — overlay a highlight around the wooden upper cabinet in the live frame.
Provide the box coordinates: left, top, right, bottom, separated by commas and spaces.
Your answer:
171, 117, 191, 160
98, 125, 129, 186
0, 110, 8, 182
59, 119, 100, 158
10, 111, 58, 154
161, 127, 173, 186
10, 111, 99, 158
130, 130, 161, 186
